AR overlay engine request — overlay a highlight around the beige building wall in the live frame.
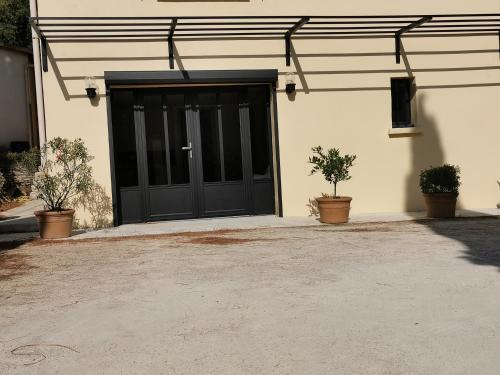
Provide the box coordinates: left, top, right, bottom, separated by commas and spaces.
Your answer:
0, 47, 31, 151
36, 0, 500, 220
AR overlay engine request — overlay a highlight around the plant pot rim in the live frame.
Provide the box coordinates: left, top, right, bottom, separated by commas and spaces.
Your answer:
316, 196, 352, 202
422, 192, 458, 197
35, 209, 75, 217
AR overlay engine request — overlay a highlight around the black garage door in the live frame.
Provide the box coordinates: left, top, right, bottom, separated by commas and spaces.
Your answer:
110, 85, 276, 224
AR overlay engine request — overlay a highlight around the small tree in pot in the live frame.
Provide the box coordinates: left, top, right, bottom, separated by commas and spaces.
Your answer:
19, 138, 93, 239
309, 146, 356, 224
420, 164, 460, 218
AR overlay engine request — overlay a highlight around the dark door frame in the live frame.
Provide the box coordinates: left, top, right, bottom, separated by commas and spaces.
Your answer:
105, 69, 282, 226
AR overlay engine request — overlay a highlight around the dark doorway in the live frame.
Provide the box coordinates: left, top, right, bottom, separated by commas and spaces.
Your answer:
110, 85, 276, 224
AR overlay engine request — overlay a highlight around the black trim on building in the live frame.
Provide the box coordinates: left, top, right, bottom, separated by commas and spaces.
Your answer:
271, 82, 283, 217
105, 86, 119, 226
31, 14, 500, 70
104, 69, 279, 86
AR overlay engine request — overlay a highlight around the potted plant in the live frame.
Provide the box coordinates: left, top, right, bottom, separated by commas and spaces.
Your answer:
309, 146, 356, 224
420, 164, 461, 218
18, 138, 93, 239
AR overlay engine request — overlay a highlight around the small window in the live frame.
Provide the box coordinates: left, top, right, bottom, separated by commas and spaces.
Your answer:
391, 77, 414, 128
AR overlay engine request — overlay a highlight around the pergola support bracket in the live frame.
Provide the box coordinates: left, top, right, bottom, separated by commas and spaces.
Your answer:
168, 18, 178, 69
41, 36, 48, 72
285, 17, 309, 66
395, 34, 401, 64
395, 16, 432, 64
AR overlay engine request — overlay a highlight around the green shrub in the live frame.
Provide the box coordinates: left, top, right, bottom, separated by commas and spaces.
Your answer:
0, 170, 5, 201
16, 138, 93, 211
309, 146, 356, 197
6, 148, 41, 174
0, 149, 40, 198
420, 164, 461, 195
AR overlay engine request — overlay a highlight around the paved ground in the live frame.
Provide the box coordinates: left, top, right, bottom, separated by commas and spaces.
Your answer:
0, 200, 43, 234
1, 196, 498, 240
1, 218, 500, 374
67, 207, 499, 240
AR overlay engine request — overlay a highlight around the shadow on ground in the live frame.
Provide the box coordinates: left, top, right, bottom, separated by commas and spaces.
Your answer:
421, 217, 500, 271
0, 216, 38, 234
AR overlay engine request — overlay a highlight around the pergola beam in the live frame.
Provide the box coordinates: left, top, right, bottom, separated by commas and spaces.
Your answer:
395, 16, 432, 63
285, 17, 309, 66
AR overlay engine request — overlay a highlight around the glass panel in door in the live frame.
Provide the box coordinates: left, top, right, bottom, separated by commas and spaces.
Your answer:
248, 87, 272, 180
166, 94, 190, 185
144, 91, 168, 185
199, 93, 222, 183
220, 91, 243, 181
199, 90, 243, 183
111, 90, 139, 188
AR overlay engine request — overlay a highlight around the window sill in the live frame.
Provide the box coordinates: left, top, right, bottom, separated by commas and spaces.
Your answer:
388, 126, 422, 137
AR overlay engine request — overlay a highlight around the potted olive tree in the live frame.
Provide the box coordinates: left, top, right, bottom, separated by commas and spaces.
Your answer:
19, 138, 93, 239
309, 146, 356, 224
420, 164, 460, 218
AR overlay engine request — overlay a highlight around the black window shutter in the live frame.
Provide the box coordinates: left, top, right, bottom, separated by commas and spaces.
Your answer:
391, 78, 412, 128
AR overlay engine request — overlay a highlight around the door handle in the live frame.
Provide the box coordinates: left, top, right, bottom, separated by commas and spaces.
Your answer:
182, 142, 193, 158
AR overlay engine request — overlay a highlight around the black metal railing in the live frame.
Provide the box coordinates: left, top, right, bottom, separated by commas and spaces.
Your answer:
30, 14, 500, 71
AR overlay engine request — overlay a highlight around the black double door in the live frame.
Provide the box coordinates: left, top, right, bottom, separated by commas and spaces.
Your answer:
110, 85, 275, 224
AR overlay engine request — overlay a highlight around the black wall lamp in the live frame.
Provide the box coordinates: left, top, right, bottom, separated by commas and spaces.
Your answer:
85, 76, 98, 99
285, 72, 296, 94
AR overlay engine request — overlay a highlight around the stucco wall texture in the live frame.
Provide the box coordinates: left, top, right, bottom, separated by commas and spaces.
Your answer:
36, 0, 500, 220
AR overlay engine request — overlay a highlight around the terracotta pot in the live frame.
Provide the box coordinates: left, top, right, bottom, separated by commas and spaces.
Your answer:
423, 193, 457, 218
316, 196, 352, 224
35, 209, 75, 239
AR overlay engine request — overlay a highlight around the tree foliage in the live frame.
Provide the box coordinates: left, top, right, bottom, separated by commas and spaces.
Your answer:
309, 146, 356, 197
0, 0, 31, 48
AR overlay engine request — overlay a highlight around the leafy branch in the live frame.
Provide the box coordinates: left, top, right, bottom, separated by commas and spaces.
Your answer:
308, 146, 356, 197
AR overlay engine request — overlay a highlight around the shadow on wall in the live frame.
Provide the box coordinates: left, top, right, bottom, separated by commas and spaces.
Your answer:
307, 198, 319, 217
404, 93, 445, 212
307, 193, 330, 217
45, 36, 500, 100
72, 181, 113, 230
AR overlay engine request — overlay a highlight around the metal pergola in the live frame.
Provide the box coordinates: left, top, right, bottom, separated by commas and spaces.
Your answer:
30, 14, 500, 72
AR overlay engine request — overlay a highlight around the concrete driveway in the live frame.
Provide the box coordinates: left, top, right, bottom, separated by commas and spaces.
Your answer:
1, 218, 500, 374
0, 200, 43, 234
